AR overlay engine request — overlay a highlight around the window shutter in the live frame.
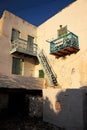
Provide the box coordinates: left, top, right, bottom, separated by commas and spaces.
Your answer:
12, 57, 22, 75
11, 28, 20, 42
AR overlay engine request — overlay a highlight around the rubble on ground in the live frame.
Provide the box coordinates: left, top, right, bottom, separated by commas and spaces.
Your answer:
0, 116, 62, 130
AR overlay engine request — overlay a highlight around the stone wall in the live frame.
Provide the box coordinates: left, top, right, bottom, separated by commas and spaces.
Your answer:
0, 93, 8, 114
26, 95, 43, 118
0, 91, 43, 118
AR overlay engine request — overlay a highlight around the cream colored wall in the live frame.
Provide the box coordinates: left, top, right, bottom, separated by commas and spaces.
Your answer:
2, 11, 37, 42
37, 0, 87, 89
0, 0, 87, 84
24, 57, 35, 77
0, 16, 3, 36
43, 88, 84, 130
35, 64, 42, 77
39, 0, 87, 129
0, 10, 37, 76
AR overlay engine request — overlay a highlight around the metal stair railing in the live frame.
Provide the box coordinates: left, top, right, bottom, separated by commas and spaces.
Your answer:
37, 46, 58, 86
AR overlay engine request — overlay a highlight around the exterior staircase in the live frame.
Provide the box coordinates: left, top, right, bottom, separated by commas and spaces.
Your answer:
10, 37, 58, 87
37, 47, 58, 87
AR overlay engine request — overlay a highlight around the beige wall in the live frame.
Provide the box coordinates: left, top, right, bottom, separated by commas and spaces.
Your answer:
0, 15, 3, 36
0, 1, 87, 82
37, 0, 87, 89
0, 10, 37, 76
43, 88, 84, 130
37, 0, 87, 129
0, 1, 87, 128
24, 57, 35, 77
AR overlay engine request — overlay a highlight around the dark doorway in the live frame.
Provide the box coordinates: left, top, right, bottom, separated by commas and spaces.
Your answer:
8, 91, 28, 117
0, 88, 42, 119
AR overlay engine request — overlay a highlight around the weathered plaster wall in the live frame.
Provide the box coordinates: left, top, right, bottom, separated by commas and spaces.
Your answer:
23, 57, 35, 77
37, 0, 87, 89
37, 0, 87, 129
0, 10, 37, 76
43, 88, 84, 130
0, 15, 3, 36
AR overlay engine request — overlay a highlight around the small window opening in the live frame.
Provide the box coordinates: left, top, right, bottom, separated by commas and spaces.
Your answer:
39, 69, 44, 78
12, 57, 23, 75
11, 28, 20, 42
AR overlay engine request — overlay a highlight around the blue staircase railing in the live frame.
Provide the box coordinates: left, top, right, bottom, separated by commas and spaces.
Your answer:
37, 47, 58, 86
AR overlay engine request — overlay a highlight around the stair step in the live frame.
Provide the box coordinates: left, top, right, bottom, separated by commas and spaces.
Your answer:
38, 48, 58, 86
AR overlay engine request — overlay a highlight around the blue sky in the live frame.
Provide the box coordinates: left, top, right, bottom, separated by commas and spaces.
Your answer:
0, 0, 76, 26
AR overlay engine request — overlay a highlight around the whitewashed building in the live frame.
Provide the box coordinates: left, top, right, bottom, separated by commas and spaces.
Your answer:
0, 0, 87, 129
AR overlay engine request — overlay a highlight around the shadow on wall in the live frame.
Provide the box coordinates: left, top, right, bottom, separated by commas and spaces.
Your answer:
43, 87, 87, 130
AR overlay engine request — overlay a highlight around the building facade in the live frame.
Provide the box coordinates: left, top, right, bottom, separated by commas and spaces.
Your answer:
39, 0, 87, 129
0, 0, 87, 129
0, 10, 38, 77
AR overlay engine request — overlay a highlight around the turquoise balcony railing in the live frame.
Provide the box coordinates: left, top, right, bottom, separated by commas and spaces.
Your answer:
50, 32, 79, 57
10, 38, 37, 57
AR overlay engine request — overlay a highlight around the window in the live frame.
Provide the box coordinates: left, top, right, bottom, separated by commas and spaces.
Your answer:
11, 28, 20, 42
27, 35, 34, 50
12, 57, 23, 75
39, 70, 44, 78
28, 35, 34, 45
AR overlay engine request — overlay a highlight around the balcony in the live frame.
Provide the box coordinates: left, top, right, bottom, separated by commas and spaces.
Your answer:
50, 32, 79, 57
10, 38, 37, 57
